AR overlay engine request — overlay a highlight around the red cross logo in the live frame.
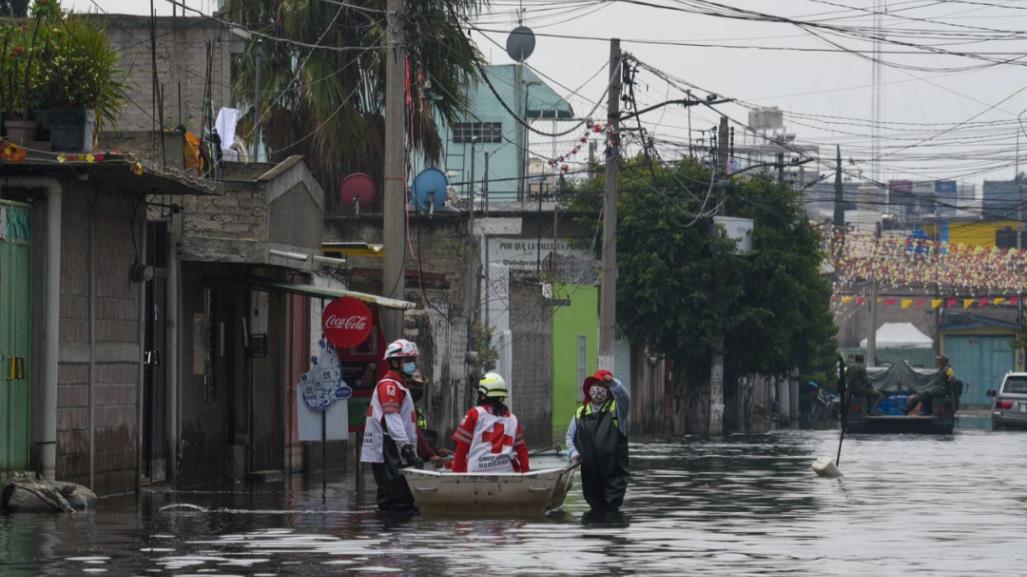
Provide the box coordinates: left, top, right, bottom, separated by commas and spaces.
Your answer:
481, 423, 514, 454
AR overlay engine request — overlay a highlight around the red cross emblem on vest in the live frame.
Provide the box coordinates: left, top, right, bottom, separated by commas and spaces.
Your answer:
481, 423, 514, 454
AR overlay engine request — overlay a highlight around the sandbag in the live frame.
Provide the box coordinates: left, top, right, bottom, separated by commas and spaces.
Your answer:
1, 474, 96, 513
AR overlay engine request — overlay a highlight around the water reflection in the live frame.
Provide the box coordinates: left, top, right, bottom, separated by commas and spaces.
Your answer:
2, 429, 1025, 575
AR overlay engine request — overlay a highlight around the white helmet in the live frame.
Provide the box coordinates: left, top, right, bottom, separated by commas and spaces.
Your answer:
478, 372, 508, 400
384, 338, 419, 360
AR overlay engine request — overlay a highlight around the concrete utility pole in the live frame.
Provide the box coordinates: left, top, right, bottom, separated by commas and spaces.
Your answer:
598, 38, 622, 374
834, 145, 845, 227
382, 0, 406, 342
709, 115, 730, 436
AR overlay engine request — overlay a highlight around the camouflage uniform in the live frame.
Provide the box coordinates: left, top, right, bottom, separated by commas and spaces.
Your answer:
847, 363, 881, 414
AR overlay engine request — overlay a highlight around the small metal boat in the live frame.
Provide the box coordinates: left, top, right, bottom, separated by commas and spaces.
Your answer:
401, 463, 578, 514
846, 399, 956, 434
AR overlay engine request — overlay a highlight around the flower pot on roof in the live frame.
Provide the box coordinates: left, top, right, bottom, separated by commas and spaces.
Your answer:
0, 21, 41, 144
24, 1, 124, 152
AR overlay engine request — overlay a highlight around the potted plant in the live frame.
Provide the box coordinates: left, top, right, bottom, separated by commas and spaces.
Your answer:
33, 3, 124, 152
0, 16, 45, 142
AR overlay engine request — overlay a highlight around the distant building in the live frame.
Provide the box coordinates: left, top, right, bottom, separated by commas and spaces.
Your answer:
982, 180, 1023, 219
433, 64, 574, 206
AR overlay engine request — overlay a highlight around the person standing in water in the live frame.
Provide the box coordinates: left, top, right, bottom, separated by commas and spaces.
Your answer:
565, 369, 630, 513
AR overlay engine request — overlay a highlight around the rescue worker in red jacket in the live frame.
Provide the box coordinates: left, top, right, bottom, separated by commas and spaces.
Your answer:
452, 372, 530, 473
359, 339, 423, 513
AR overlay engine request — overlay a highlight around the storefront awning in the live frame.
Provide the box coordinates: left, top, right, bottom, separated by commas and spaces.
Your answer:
252, 280, 416, 310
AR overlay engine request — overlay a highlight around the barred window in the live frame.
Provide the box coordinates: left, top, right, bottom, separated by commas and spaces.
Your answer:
452, 122, 502, 144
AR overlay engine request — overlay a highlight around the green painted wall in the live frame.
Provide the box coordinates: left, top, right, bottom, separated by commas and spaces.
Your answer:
551, 284, 598, 443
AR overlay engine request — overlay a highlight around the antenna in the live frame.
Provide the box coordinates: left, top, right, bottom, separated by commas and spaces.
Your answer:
339, 173, 377, 215
412, 168, 452, 214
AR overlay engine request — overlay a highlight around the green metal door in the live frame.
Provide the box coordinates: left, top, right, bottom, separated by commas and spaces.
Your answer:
1, 200, 32, 483
946, 335, 1014, 406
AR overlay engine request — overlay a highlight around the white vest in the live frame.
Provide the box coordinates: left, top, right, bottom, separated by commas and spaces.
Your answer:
359, 377, 418, 464
466, 406, 520, 473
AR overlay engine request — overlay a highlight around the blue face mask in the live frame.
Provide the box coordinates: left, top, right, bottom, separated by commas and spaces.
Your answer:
402, 361, 417, 376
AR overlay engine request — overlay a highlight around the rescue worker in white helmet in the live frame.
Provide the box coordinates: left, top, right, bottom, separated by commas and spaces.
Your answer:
359, 338, 423, 513
451, 372, 531, 473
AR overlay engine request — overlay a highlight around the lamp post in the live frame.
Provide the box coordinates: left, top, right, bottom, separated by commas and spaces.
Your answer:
520, 80, 542, 203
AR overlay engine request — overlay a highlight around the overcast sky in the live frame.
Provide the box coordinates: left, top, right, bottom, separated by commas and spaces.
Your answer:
69, 0, 1027, 189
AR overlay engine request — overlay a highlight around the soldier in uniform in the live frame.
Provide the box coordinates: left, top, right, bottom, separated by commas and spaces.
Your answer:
847, 354, 881, 415
906, 354, 955, 416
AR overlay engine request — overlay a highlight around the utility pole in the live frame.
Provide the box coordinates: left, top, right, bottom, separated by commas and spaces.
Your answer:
709, 115, 730, 436
252, 51, 261, 161
598, 38, 622, 374
382, 0, 406, 342
834, 145, 845, 227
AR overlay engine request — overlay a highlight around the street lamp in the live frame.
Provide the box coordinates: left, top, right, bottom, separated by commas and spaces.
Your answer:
520, 79, 542, 203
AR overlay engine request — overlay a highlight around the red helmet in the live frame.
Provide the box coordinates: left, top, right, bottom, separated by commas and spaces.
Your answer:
582, 370, 614, 398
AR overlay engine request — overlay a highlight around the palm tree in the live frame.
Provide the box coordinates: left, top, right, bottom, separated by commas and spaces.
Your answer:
224, 0, 485, 211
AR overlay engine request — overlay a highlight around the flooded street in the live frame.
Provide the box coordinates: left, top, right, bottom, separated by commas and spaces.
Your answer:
3, 424, 1025, 576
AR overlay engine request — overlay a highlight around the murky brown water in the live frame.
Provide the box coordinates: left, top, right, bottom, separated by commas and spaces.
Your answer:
2, 423, 1025, 576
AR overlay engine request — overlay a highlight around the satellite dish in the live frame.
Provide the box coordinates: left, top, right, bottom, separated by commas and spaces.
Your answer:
412, 168, 449, 214
506, 26, 535, 62
340, 173, 377, 214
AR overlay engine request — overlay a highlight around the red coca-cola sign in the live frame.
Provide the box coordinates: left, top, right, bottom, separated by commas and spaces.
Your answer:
322, 297, 373, 348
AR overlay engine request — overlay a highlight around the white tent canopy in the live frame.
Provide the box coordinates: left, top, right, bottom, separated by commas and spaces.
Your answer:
860, 322, 934, 349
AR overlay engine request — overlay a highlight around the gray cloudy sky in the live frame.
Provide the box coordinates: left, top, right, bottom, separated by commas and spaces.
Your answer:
70, 0, 1027, 187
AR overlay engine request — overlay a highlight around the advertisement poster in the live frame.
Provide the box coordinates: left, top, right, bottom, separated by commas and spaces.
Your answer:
297, 339, 350, 441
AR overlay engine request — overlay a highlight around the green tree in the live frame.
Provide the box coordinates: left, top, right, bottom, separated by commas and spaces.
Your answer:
570, 155, 837, 432
224, 0, 485, 209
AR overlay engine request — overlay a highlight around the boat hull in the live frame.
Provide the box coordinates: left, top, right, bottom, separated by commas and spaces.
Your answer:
847, 414, 954, 434
401, 465, 577, 514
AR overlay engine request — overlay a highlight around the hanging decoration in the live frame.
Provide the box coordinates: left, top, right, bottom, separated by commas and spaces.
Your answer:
825, 230, 1027, 295
546, 120, 608, 173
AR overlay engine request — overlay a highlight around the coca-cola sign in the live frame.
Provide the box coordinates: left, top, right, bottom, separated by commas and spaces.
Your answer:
322, 297, 373, 348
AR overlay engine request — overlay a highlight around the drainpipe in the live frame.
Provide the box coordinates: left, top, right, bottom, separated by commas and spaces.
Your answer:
2, 177, 62, 481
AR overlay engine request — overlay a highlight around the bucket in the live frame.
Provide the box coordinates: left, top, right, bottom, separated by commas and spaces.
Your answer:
45, 108, 95, 152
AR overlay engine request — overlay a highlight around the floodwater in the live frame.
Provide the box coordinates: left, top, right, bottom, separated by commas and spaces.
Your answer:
3, 421, 1025, 576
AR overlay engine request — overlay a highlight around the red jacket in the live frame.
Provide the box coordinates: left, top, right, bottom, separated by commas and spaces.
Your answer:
451, 404, 530, 473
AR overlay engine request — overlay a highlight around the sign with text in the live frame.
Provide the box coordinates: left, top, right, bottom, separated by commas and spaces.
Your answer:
322, 297, 372, 349
297, 339, 349, 441
487, 238, 592, 271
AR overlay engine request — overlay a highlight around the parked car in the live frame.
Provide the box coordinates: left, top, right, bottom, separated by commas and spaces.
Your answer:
987, 373, 1027, 430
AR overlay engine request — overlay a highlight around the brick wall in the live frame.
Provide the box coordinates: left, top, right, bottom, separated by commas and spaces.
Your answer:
104, 16, 234, 136
182, 181, 267, 242
510, 278, 553, 447
56, 188, 142, 495
56, 364, 89, 487
92, 363, 138, 495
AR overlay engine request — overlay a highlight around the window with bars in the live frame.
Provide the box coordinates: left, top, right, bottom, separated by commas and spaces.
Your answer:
452, 122, 502, 144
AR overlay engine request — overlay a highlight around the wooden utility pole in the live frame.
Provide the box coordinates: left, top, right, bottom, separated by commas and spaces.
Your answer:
382, 0, 406, 341
709, 115, 730, 436
598, 38, 622, 373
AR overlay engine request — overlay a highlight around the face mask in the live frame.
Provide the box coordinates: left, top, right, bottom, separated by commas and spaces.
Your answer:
589, 386, 609, 405
402, 361, 417, 376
